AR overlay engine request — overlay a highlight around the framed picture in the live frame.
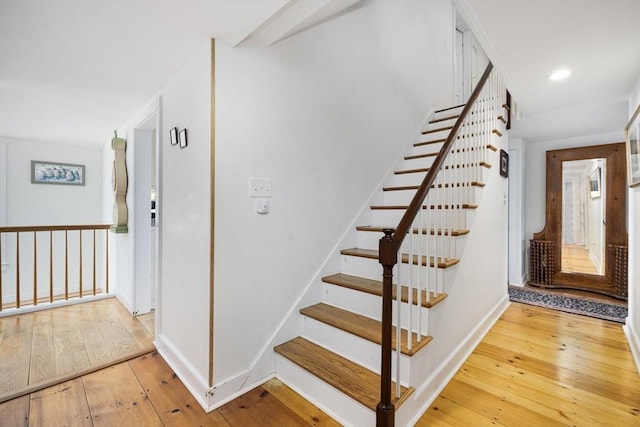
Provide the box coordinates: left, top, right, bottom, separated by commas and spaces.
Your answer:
179, 128, 188, 149
31, 160, 85, 185
625, 103, 640, 187
499, 149, 509, 178
170, 127, 178, 145
589, 167, 601, 198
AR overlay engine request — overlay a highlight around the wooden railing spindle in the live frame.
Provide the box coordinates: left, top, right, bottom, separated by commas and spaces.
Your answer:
16, 232, 20, 309
65, 230, 68, 300
79, 230, 83, 298
49, 230, 53, 303
92, 229, 96, 296
33, 232, 37, 306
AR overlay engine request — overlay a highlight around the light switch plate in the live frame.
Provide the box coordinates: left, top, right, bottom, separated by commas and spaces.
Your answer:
249, 177, 272, 198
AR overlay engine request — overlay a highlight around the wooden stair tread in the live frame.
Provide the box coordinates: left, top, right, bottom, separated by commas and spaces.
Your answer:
300, 303, 432, 356
394, 162, 490, 175
382, 182, 484, 191
340, 248, 460, 268
429, 114, 459, 124
404, 152, 437, 160
421, 125, 453, 135
370, 203, 478, 210
356, 225, 470, 237
322, 273, 448, 308
414, 138, 445, 147
435, 104, 465, 114
274, 337, 413, 411
394, 167, 429, 175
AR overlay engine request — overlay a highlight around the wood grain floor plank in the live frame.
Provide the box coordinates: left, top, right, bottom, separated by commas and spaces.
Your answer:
90, 302, 144, 358
28, 310, 56, 384
0, 315, 32, 394
419, 394, 505, 427
82, 361, 162, 427
29, 378, 91, 426
51, 307, 92, 377
76, 303, 112, 364
0, 395, 29, 427
128, 351, 230, 426
261, 378, 341, 427
466, 350, 640, 421
455, 360, 611, 426
483, 327, 639, 372
439, 378, 568, 426
217, 386, 310, 427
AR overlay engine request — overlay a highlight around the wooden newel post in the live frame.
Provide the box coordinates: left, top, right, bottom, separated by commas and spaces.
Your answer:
377, 228, 396, 427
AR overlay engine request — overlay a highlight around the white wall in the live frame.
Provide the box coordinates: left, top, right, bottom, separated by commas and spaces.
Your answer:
625, 73, 640, 373
153, 40, 212, 404
213, 0, 454, 397
0, 136, 104, 305
0, 136, 103, 226
508, 137, 526, 285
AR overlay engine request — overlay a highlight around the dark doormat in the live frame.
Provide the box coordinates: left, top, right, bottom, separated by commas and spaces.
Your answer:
508, 285, 627, 323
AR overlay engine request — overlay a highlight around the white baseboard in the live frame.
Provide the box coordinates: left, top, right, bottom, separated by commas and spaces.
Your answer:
623, 321, 640, 375
156, 332, 278, 413
0, 293, 114, 318
398, 295, 510, 426
155, 333, 211, 411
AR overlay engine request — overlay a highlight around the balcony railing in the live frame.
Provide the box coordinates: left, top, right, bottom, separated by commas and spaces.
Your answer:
0, 224, 110, 312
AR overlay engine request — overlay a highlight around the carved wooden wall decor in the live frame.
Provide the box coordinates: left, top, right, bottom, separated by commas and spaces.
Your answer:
111, 131, 128, 233
530, 142, 628, 299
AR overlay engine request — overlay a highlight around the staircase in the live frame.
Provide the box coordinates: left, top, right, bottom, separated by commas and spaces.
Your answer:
274, 64, 507, 426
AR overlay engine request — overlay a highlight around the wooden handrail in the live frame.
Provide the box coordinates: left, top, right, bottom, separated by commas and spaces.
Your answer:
0, 224, 110, 233
376, 62, 494, 427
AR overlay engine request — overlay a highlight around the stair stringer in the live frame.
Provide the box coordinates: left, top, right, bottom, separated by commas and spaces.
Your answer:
236, 110, 437, 405
394, 132, 511, 424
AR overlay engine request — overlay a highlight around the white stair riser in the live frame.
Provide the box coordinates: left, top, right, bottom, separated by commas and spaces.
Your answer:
340, 252, 456, 285
393, 172, 428, 187
420, 128, 451, 140
411, 142, 444, 157
383, 187, 475, 206
357, 230, 463, 257
322, 283, 431, 333
370, 209, 468, 229
301, 317, 411, 385
275, 356, 374, 426
402, 156, 436, 171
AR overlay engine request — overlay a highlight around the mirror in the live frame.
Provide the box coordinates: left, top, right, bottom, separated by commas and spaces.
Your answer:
561, 159, 606, 275
530, 142, 628, 299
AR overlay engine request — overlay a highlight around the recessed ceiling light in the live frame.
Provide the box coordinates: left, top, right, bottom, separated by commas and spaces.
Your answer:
549, 69, 571, 81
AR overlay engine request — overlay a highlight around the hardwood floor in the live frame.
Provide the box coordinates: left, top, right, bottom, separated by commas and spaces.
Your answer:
1, 302, 638, 426
0, 297, 154, 403
419, 302, 640, 426
0, 352, 338, 426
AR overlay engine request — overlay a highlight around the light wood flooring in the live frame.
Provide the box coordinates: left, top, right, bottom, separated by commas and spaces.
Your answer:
2, 301, 638, 425
0, 297, 154, 403
561, 243, 600, 275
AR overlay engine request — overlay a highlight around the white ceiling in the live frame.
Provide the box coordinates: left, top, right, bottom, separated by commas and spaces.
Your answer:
1, 0, 639, 146
461, 0, 640, 118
